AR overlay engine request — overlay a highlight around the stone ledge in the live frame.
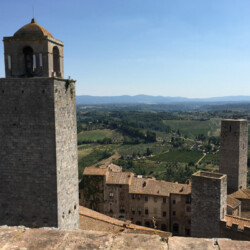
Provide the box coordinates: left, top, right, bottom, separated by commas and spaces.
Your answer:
1, 226, 250, 250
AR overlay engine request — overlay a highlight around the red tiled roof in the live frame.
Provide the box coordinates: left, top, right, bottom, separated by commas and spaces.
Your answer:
106, 172, 134, 185
83, 167, 108, 176
230, 189, 250, 200
227, 195, 241, 209
129, 177, 191, 196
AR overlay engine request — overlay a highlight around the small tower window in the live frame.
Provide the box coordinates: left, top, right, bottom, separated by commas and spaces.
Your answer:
33, 54, 36, 71
39, 53, 43, 67
7, 55, 12, 70
23, 46, 33, 77
53, 46, 60, 77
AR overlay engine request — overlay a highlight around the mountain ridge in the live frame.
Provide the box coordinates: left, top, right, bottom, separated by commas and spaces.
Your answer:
76, 95, 250, 105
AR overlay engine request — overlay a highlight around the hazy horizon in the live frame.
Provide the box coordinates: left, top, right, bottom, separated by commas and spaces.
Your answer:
1, 0, 250, 98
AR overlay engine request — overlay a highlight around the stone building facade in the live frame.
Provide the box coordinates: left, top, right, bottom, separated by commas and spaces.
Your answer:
191, 171, 227, 238
220, 119, 248, 194
80, 165, 191, 236
0, 19, 79, 229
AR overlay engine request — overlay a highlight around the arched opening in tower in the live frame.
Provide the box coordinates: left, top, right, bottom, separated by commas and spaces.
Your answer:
53, 46, 60, 77
23, 46, 33, 77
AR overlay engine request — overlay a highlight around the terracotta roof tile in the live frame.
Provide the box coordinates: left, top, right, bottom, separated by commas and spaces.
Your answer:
83, 167, 108, 176
230, 189, 250, 200
106, 172, 134, 185
227, 195, 241, 208
129, 177, 191, 196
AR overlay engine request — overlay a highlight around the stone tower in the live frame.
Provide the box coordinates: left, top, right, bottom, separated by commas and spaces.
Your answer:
220, 119, 248, 194
191, 171, 227, 238
0, 19, 79, 229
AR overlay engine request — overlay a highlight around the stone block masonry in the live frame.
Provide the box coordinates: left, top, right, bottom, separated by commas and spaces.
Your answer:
220, 119, 248, 194
0, 77, 79, 230
191, 171, 227, 238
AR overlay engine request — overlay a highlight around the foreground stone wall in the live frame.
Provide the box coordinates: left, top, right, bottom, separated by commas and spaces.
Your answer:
0, 78, 78, 229
1, 226, 250, 250
191, 171, 227, 238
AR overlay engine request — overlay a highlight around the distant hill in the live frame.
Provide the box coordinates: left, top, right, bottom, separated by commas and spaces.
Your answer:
76, 95, 250, 105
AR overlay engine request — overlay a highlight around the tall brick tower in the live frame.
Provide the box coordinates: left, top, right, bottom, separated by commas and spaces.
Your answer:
220, 119, 248, 194
191, 171, 227, 238
0, 19, 79, 229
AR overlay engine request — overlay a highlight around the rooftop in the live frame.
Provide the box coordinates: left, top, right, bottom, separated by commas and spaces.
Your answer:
193, 171, 226, 180
129, 177, 191, 196
227, 195, 241, 209
230, 189, 250, 200
13, 18, 53, 38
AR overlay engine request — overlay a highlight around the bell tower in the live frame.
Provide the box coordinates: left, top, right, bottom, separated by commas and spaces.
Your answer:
0, 19, 79, 230
4, 18, 64, 78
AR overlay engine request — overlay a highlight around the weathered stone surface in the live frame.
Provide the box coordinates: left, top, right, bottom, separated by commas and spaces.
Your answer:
191, 171, 227, 238
220, 119, 248, 193
0, 78, 78, 230
168, 237, 216, 250
1, 226, 250, 250
218, 239, 250, 250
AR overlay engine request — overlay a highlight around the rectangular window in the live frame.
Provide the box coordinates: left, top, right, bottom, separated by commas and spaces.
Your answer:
138, 208, 141, 214
132, 194, 135, 199
186, 196, 191, 204
7, 55, 11, 70
145, 209, 148, 215
33, 54, 36, 70
137, 194, 141, 200
120, 206, 125, 213
163, 197, 166, 203
79, 193, 81, 199
163, 211, 166, 217
173, 211, 176, 216
145, 196, 148, 202
131, 208, 135, 214
39, 53, 43, 67
109, 192, 114, 197
173, 200, 176, 204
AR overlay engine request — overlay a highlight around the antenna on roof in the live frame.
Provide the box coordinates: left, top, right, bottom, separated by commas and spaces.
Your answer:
32, 5, 35, 19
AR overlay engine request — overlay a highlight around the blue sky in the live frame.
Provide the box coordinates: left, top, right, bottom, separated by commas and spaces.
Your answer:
1, 0, 250, 97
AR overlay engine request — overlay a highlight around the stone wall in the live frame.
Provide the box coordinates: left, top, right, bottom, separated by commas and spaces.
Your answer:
220, 119, 248, 193
191, 171, 227, 238
54, 79, 79, 229
170, 193, 191, 236
0, 77, 78, 229
4, 36, 64, 78
220, 220, 250, 241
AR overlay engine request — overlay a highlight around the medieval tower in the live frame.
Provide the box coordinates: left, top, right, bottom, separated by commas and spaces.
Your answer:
220, 119, 248, 194
191, 171, 227, 238
0, 19, 79, 229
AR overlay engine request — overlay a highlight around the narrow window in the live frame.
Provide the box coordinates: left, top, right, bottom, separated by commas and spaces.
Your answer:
145, 196, 148, 202
173, 223, 179, 234
7, 55, 11, 70
39, 53, 43, 67
145, 209, 149, 215
53, 46, 60, 76
131, 208, 135, 214
138, 208, 141, 215
163, 197, 166, 203
33, 54, 36, 70
163, 211, 166, 217
173, 211, 176, 216
23, 46, 33, 76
